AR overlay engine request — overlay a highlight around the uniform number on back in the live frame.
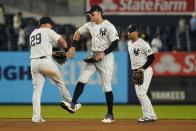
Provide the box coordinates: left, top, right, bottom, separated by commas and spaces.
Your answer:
30, 33, 41, 47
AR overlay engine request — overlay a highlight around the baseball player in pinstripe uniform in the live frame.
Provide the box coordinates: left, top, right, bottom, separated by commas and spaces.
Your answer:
127, 24, 157, 122
60, 5, 119, 123
30, 17, 80, 123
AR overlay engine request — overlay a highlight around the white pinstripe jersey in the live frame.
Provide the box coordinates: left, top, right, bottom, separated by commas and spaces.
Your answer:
30, 28, 61, 58
78, 20, 119, 52
128, 38, 153, 69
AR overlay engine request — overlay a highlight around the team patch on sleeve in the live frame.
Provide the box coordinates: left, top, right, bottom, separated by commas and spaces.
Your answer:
148, 49, 152, 53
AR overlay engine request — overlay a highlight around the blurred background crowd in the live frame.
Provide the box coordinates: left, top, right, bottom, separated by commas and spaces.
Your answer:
0, 0, 196, 52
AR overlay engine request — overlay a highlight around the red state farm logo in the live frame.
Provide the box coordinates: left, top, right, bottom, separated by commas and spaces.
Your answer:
154, 54, 181, 73
119, 0, 188, 11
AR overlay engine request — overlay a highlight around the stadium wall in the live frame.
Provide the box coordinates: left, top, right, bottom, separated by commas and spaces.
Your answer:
0, 52, 195, 104
0, 52, 128, 104
128, 52, 196, 104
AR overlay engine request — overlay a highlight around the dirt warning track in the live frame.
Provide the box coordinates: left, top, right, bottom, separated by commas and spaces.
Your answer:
0, 119, 196, 131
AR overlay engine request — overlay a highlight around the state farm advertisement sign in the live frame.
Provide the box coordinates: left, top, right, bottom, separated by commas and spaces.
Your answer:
87, 0, 196, 15
152, 52, 196, 76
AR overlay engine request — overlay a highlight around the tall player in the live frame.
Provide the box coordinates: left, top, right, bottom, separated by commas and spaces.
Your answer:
30, 17, 80, 123
60, 5, 119, 123
127, 24, 157, 122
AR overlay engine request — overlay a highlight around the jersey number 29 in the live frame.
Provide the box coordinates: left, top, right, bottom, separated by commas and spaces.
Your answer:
30, 33, 41, 47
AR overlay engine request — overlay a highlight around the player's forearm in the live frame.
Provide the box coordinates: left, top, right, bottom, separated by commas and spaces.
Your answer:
103, 39, 118, 55
142, 54, 155, 70
57, 37, 67, 49
73, 31, 81, 41
72, 31, 80, 47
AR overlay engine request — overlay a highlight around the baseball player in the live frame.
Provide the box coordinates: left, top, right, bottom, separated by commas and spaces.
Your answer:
127, 24, 157, 122
30, 17, 81, 123
60, 5, 119, 123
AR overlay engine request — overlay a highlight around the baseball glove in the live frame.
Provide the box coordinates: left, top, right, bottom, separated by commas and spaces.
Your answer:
52, 51, 67, 65
133, 69, 144, 85
83, 53, 99, 63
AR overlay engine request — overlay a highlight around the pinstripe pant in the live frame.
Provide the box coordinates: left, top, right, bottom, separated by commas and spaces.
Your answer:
134, 67, 156, 118
79, 53, 114, 92
31, 56, 72, 119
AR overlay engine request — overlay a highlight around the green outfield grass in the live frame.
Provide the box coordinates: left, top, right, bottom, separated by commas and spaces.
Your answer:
0, 105, 196, 119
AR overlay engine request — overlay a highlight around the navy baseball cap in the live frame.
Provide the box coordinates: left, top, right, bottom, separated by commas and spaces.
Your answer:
85, 5, 103, 14
39, 17, 55, 26
127, 24, 140, 33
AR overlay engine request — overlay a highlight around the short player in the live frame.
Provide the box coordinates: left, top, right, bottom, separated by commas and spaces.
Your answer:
61, 5, 119, 123
30, 17, 80, 123
127, 24, 157, 122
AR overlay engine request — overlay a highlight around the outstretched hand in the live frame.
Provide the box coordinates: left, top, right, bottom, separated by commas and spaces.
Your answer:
66, 47, 75, 58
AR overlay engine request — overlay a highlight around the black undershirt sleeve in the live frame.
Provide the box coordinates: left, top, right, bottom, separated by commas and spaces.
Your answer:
142, 54, 155, 70
103, 39, 119, 55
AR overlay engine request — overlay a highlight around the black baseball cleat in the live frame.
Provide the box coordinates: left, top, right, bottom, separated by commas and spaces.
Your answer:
60, 101, 81, 113
60, 101, 74, 113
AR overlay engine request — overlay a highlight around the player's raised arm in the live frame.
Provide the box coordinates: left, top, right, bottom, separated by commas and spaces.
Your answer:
71, 31, 81, 50
66, 31, 81, 58
73, 31, 81, 41
51, 37, 69, 59
48, 30, 68, 58
67, 21, 90, 58
47, 28, 68, 49
57, 37, 68, 49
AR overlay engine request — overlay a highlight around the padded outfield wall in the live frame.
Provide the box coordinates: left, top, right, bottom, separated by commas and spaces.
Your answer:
0, 52, 128, 104
0, 52, 196, 104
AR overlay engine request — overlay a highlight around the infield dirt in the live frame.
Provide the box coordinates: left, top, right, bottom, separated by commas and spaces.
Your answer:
0, 119, 196, 131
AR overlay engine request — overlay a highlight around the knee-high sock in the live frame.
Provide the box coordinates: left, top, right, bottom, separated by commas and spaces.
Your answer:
72, 82, 85, 105
105, 91, 113, 115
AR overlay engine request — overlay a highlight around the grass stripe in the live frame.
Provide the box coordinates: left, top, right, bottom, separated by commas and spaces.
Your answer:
0, 105, 196, 119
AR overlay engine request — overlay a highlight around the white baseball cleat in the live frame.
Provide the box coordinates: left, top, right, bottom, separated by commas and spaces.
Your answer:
101, 114, 115, 124
60, 100, 81, 113
32, 118, 46, 123
151, 116, 157, 121
138, 116, 157, 122
74, 103, 82, 111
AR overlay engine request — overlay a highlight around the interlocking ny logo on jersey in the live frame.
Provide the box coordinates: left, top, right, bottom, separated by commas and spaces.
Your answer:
133, 48, 140, 56
99, 27, 107, 36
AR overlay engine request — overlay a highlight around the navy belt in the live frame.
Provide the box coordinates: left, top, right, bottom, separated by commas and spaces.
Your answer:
31, 56, 47, 59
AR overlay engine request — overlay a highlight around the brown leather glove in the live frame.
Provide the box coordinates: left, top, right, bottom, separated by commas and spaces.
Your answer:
83, 53, 99, 63
133, 69, 144, 85
52, 51, 67, 65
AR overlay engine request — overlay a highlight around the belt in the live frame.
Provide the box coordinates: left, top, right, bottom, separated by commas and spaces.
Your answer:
31, 56, 47, 60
